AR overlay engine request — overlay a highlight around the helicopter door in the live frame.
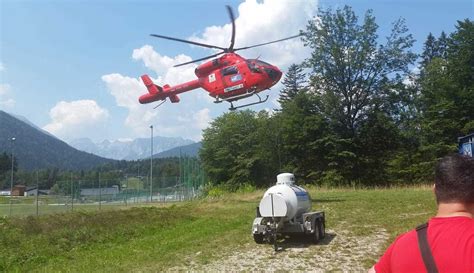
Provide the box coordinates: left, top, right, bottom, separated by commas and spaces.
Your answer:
221, 65, 244, 93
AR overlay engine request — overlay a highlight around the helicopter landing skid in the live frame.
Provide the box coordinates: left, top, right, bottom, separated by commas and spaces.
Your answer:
229, 93, 269, 111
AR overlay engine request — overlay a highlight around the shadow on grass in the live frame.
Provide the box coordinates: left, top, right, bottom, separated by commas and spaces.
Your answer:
274, 232, 337, 252
311, 198, 345, 203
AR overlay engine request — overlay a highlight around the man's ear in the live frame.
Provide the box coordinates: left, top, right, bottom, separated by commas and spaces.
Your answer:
433, 184, 440, 205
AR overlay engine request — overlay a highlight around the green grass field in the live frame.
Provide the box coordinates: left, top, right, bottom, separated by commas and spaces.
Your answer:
0, 187, 436, 272
0, 194, 154, 217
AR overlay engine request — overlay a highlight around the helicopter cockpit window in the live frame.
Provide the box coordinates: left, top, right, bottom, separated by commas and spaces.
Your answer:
254, 60, 272, 67
246, 60, 261, 73
222, 66, 238, 76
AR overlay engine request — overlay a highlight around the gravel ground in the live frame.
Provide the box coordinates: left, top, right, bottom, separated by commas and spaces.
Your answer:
169, 227, 389, 272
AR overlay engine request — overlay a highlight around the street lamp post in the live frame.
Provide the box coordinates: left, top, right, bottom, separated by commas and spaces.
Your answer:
9, 137, 16, 217
150, 125, 153, 203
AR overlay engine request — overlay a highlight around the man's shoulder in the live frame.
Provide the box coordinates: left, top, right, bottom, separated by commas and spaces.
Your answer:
395, 217, 474, 243
428, 216, 474, 224
392, 228, 418, 247
428, 216, 474, 234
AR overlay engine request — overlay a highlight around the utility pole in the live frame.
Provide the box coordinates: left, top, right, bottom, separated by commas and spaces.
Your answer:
9, 137, 15, 217
150, 125, 153, 203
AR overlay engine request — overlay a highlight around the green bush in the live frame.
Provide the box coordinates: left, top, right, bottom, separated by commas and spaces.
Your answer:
236, 183, 256, 193
318, 169, 346, 187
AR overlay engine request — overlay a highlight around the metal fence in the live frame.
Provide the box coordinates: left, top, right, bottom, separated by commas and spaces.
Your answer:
0, 176, 201, 217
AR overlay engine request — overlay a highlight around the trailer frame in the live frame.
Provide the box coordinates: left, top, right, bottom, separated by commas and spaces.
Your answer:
252, 207, 326, 247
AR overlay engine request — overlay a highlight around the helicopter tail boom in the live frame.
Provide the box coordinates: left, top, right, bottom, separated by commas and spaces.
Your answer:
139, 74, 199, 104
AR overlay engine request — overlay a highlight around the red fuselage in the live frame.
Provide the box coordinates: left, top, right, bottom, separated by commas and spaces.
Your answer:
139, 53, 282, 104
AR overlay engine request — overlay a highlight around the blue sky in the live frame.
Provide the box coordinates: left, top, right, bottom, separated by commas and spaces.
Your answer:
1, 0, 472, 143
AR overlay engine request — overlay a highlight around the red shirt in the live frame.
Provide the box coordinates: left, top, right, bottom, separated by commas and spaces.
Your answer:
375, 216, 474, 273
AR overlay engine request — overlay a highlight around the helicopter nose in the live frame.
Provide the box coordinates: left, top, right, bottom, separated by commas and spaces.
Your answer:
264, 67, 282, 82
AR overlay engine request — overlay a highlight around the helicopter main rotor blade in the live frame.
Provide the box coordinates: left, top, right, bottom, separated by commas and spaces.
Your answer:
226, 5, 236, 51
233, 34, 302, 51
150, 34, 227, 51
173, 52, 224, 67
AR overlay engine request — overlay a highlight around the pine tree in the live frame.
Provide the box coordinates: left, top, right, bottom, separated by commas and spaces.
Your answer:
420, 33, 438, 68
278, 64, 306, 105
437, 31, 448, 59
416, 19, 474, 178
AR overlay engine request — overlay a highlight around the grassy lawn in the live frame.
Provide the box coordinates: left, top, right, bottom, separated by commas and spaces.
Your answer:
0, 195, 155, 217
0, 203, 149, 217
0, 187, 436, 272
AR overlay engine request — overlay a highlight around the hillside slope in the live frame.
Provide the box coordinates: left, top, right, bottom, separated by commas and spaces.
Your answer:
153, 142, 202, 158
0, 111, 114, 170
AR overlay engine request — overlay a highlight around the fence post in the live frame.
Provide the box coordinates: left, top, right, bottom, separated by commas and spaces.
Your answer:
36, 171, 39, 217
125, 176, 128, 206
70, 173, 74, 212
99, 171, 102, 210
78, 180, 81, 206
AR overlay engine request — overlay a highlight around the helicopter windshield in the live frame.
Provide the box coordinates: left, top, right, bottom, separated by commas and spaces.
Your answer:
246, 60, 261, 73
253, 60, 272, 67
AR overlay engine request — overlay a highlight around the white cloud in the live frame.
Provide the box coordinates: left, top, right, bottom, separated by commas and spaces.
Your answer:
0, 83, 15, 108
403, 66, 420, 86
190, 0, 317, 69
43, 100, 109, 140
195, 108, 212, 131
0, 62, 4, 72
132, 45, 198, 87
102, 73, 156, 136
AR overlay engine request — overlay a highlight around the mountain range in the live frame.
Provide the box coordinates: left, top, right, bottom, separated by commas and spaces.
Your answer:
68, 136, 195, 160
0, 110, 114, 170
0, 111, 202, 170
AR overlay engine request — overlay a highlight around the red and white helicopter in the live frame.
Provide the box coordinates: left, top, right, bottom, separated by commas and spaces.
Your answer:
139, 6, 301, 110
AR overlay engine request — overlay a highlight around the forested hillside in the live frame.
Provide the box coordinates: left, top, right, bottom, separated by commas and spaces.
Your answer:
0, 111, 204, 190
200, 6, 474, 188
0, 111, 114, 172
153, 142, 201, 158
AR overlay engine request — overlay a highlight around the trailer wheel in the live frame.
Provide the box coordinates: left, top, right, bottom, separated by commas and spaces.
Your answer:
318, 219, 325, 239
311, 222, 320, 243
253, 233, 264, 244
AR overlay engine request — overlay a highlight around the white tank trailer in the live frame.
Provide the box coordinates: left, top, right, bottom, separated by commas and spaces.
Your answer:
252, 173, 325, 249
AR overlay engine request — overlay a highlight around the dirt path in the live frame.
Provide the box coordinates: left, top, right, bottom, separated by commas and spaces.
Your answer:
170, 227, 389, 272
